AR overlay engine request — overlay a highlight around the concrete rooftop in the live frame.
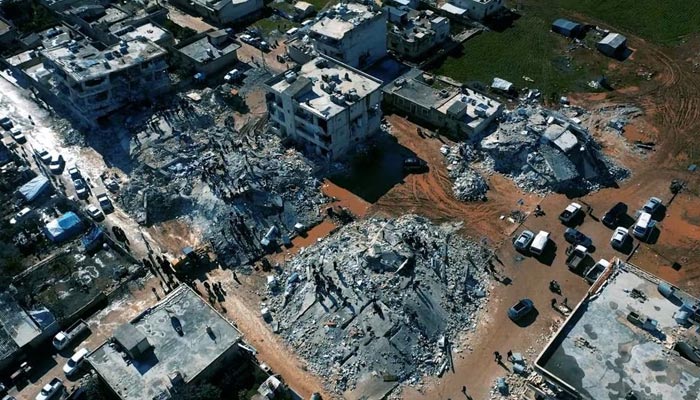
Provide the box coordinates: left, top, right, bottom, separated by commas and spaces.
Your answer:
310, 2, 379, 40
87, 286, 242, 400
537, 262, 700, 400
179, 36, 240, 63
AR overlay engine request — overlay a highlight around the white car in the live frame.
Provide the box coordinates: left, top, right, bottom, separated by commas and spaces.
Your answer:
610, 227, 629, 249
63, 347, 89, 376
49, 154, 64, 174
35, 378, 63, 400
10, 128, 26, 144
86, 204, 103, 220
10, 207, 31, 224
224, 69, 241, 82
34, 148, 52, 164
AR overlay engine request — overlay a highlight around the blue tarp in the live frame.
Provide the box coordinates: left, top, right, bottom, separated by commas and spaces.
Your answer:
44, 211, 83, 242
81, 226, 104, 252
19, 175, 50, 202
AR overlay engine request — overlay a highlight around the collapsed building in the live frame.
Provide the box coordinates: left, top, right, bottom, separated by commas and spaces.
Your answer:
383, 69, 503, 138
37, 37, 170, 126
266, 215, 492, 398
385, 8, 450, 60
265, 55, 383, 161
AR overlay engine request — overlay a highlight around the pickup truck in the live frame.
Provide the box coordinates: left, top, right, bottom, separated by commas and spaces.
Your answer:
566, 245, 588, 272
52, 320, 89, 350
584, 259, 610, 284
559, 202, 583, 224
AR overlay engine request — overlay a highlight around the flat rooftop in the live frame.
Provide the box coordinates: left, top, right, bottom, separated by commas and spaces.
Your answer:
310, 2, 380, 40
87, 286, 241, 400
115, 23, 170, 44
537, 262, 700, 400
179, 36, 240, 63
268, 55, 382, 119
0, 292, 42, 348
43, 37, 167, 82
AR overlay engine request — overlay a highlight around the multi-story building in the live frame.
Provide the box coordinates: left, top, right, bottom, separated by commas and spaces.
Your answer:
309, 2, 386, 69
386, 8, 450, 60
170, 0, 264, 24
447, 0, 504, 20
40, 37, 169, 125
265, 55, 383, 161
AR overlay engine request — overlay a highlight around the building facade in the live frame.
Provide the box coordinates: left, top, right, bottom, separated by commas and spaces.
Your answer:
265, 55, 383, 161
309, 2, 386, 69
40, 37, 170, 124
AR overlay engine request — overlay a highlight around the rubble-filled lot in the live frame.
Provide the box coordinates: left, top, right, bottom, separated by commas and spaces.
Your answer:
118, 87, 327, 266
265, 215, 492, 397
443, 102, 631, 198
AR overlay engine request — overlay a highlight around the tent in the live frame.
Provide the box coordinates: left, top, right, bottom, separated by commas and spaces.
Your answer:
44, 212, 83, 243
18, 175, 50, 202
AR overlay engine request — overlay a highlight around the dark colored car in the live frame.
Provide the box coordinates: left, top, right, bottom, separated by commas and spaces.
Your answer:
508, 299, 534, 321
513, 230, 534, 252
602, 202, 627, 228
564, 227, 592, 248
403, 157, 428, 173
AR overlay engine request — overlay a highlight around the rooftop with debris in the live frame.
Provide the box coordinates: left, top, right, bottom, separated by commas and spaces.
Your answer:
114, 22, 170, 44
178, 36, 241, 64
310, 2, 381, 40
267, 55, 382, 118
537, 262, 700, 400
87, 285, 242, 400
42, 37, 167, 82
0, 292, 42, 348
388, 9, 447, 42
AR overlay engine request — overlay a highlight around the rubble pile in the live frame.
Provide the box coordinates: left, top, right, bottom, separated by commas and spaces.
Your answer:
266, 215, 492, 395
119, 96, 326, 266
442, 144, 488, 201
477, 104, 628, 195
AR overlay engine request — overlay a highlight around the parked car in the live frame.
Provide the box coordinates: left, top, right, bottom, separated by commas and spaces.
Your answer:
73, 179, 88, 199
34, 148, 52, 164
632, 212, 654, 240
68, 166, 81, 180
602, 202, 627, 228
559, 202, 583, 224
10, 128, 26, 144
584, 259, 610, 284
96, 193, 113, 212
564, 227, 592, 248
513, 230, 534, 252
566, 245, 588, 272
610, 227, 630, 250
86, 204, 104, 220
642, 197, 663, 215
35, 378, 63, 400
49, 154, 64, 174
224, 69, 242, 82
530, 231, 550, 255
508, 299, 534, 321
403, 157, 428, 173
63, 348, 89, 376
10, 207, 31, 225
103, 178, 119, 192
0, 117, 13, 130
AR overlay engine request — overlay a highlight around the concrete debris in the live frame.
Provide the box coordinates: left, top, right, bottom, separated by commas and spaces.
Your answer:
266, 215, 492, 396
443, 144, 488, 201
118, 90, 326, 266
476, 104, 629, 195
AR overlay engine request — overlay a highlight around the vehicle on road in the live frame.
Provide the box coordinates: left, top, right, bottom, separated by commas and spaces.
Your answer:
224, 69, 242, 82
559, 202, 582, 224
602, 202, 627, 228
86, 204, 103, 220
403, 157, 428, 173
513, 230, 534, 252
73, 179, 88, 199
9, 128, 26, 144
530, 231, 550, 255
564, 227, 592, 248
642, 197, 663, 215
632, 212, 654, 240
63, 348, 89, 376
584, 259, 610, 284
508, 299, 534, 321
103, 177, 119, 192
68, 166, 81, 179
610, 227, 630, 250
566, 244, 588, 271
34, 148, 52, 164
49, 154, 64, 174
35, 378, 63, 400
52, 320, 88, 350
96, 193, 113, 212
0, 117, 13, 130
10, 207, 31, 225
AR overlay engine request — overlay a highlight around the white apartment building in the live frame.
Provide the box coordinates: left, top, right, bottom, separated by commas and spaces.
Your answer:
170, 0, 263, 24
41, 37, 169, 124
448, 0, 504, 20
309, 2, 386, 69
265, 55, 383, 161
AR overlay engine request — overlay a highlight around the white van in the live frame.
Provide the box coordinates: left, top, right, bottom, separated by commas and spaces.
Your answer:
63, 347, 89, 376
530, 230, 550, 255
632, 212, 654, 239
